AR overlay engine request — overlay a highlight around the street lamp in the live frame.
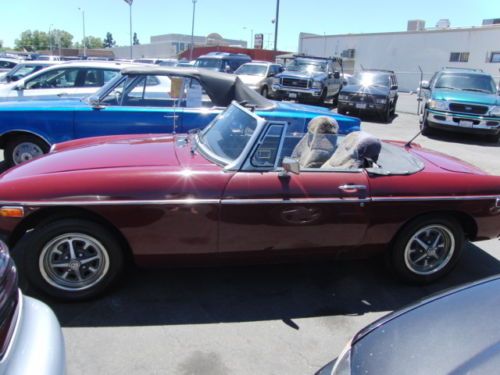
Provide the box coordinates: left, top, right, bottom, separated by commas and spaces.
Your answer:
189, 0, 197, 60
124, 0, 133, 59
273, 0, 280, 51
78, 8, 86, 58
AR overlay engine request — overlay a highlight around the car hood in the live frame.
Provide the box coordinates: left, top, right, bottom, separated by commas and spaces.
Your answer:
236, 74, 265, 86
432, 89, 499, 106
341, 84, 390, 96
277, 70, 326, 80
0, 97, 87, 109
2, 135, 180, 181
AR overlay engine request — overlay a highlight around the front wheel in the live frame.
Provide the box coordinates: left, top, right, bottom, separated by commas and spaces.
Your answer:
14, 218, 125, 300
5, 134, 49, 167
260, 86, 269, 98
390, 215, 464, 284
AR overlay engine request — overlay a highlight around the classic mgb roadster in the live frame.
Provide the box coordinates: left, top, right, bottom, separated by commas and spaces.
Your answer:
0, 102, 499, 300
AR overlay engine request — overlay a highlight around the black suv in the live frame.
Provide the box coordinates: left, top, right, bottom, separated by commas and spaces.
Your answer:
270, 55, 343, 105
337, 69, 398, 122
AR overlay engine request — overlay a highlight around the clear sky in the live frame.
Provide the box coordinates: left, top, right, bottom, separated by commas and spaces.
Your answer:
1, 0, 499, 52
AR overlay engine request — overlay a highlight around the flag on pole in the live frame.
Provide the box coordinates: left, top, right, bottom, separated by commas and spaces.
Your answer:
124, 0, 133, 5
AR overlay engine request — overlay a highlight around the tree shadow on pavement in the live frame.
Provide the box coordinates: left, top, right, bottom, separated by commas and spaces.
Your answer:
41, 242, 500, 328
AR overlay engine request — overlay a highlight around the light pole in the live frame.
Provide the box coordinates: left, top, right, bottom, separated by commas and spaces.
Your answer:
124, 0, 133, 59
48, 24, 54, 55
78, 8, 86, 58
273, 0, 280, 51
189, 0, 197, 60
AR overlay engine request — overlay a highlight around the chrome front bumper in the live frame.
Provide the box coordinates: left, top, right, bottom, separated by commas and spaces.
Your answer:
427, 109, 500, 134
271, 84, 323, 97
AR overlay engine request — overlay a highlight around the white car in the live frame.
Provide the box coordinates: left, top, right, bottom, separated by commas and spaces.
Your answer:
0, 60, 60, 84
0, 61, 130, 101
0, 58, 21, 80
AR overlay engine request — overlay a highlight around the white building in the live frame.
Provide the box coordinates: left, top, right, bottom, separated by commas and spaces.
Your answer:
112, 33, 247, 59
299, 21, 500, 91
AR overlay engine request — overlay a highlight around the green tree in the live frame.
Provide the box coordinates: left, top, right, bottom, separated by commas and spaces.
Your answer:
133, 32, 140, 45
15, 29, 73, 51
103, 32, 116, 48
81, 36, 104, 49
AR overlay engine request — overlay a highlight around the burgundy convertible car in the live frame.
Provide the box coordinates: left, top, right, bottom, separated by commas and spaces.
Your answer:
0, 102, 499, 300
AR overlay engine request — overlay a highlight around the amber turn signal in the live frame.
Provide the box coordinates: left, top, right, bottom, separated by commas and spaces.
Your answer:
0, 206, 24, 218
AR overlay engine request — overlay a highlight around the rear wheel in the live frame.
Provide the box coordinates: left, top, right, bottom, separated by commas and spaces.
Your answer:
390, 215, 464, 284
5, 134, 49, 167
14, 218, 125, 300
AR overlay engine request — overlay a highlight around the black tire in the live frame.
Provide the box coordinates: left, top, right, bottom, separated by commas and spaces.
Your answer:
391, 96, 398, 115
5, 134, 49, 168
381, 103, 391, 123
390, 215, 464, 284
487, 133, 500, 143
261, 86, 269, 98
318, 88, 327, 105
337, 105, 346, 115
13, 218, 125, 300
420, 109, 433, 136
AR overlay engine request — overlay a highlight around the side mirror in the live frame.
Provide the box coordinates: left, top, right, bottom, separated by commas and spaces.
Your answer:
420, 80, 430, 90
333, 71, 341, 79
15, 82, 25, 91
89, 96, 105, 110
391, 85, 398, 90
267, 72, 275, 77
280, 157, 300, 177
224, 65, 231, 73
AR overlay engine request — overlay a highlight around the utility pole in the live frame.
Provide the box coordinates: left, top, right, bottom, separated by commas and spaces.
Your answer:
189, 0, 197, 60
124, 0, 133, 59
78, 8, 86, 58
274, 0, 280, 51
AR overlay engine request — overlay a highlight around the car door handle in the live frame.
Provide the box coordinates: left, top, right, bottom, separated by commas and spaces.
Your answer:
338, 184, 367, 193
57, 92, 68, 97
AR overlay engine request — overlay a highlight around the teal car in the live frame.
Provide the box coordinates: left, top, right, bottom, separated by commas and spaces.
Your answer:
419, 68, 500, 142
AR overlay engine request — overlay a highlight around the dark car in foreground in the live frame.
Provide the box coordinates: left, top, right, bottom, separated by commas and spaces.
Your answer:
0, 240, 65, 375
418, 68, 500, 141
1, 102, 499, 300
337, 69, 399, 122
317, 275, 500, 375
0, 66, 360, 167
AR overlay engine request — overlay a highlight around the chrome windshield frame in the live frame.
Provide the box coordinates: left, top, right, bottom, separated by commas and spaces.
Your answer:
195, 101, 267, 171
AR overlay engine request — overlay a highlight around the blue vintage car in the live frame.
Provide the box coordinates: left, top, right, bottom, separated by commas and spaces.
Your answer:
0, 67, 360, 167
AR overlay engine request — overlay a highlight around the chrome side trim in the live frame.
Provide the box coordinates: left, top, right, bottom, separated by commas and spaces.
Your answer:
1, 290, 23, 364
221, 198, 370, 205
0, 199, 220, 207
371, 195, 499, 203
0, 195, 498, 208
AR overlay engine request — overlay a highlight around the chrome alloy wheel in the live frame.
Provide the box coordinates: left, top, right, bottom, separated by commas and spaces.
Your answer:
39, 233, 110, 291
404, 225, 455, 275
12, 142, 44, 165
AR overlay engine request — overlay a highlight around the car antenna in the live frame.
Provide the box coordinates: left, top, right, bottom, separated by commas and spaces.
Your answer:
405, 130, 422, 148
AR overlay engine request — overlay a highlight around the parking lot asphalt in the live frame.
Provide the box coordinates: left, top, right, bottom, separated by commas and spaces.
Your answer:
18, 100, 500, 375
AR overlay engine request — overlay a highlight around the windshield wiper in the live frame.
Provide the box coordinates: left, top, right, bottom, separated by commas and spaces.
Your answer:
435, 86, 457, 90
462, 88, 492, 93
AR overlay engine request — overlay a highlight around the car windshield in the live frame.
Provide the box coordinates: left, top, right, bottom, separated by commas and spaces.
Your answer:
434, 73, 497, 93
198, 104, 258, 163
351, 72, 390, 87
89, 73, 126, 101
235, 64, 267, 76
195, 58, 223, 69
286, 60, 327, 73
2, 64, 44, 82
